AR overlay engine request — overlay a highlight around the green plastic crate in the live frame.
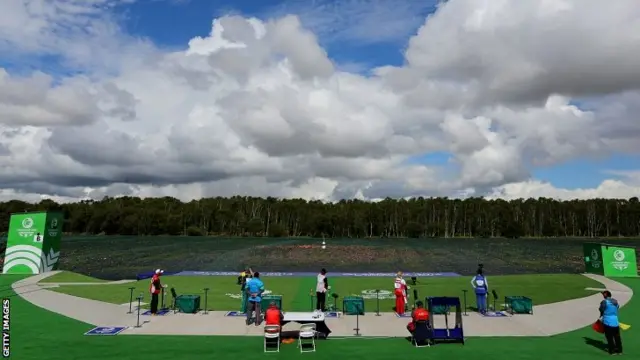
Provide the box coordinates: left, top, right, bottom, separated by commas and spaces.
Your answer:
175, 295, 201, 314
343, 296, 365, 315
427, 297, 450, 314
505, 296, 533, 314
260, 295, 283, 313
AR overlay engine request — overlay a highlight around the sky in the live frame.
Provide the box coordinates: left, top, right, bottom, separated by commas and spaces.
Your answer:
1, 0, 640, 203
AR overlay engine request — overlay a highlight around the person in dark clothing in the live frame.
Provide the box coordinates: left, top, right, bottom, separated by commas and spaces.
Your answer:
599, 290, 623, 355
315, 268, 329, 312
149, 269, 164, 315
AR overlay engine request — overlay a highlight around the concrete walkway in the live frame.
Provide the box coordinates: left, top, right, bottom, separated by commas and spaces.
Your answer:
12, 273, 140, 327
13, 273, 634, 338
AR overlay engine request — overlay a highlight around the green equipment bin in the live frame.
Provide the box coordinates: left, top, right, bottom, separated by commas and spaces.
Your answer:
505, 296, 533, 314
343, 296, 365, 315
427, 297, 450, 315
176, 295, 201, 314
261, 295, 283, 313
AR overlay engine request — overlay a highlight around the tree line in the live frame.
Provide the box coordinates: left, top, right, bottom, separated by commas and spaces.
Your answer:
0, 196, 639, 238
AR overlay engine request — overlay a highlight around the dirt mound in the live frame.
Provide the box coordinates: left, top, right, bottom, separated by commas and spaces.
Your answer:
244, 244, 424, 266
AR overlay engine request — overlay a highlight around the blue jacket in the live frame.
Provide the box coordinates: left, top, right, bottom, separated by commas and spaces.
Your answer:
246, 278, 264, 303
600, 298, 619, 327
471, 275, 488, 295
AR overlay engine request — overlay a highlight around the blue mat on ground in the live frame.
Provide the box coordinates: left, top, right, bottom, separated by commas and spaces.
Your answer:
226, 311, 341, 317
84, 327, 127, 336
482, 311, 508, 317
142, 309, 170, 316
395, 312, 412, 318
225, 311, 247, 317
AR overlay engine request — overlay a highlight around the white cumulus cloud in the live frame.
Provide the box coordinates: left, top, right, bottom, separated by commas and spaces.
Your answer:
0, 0, 640, 203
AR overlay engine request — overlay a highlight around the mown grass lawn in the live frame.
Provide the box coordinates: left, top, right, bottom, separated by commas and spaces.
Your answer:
39, 271, 108, 283
2, 274, 637, 360
47, 273, 601, 311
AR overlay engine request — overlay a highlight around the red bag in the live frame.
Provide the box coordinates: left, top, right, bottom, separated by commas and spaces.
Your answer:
407, 322, 415, 332
592, 320, 604, 333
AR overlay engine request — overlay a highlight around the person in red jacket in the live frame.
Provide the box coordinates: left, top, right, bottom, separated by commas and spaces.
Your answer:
265, 302, 284, 326
407, 301, 429, 334
394, 271, 408, 315
149, 269, 164, 315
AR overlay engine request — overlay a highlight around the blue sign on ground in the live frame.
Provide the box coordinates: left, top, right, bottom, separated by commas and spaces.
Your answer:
325, 312, 340, 318
142, 309, 171, 316
225, 311, 247, 317
395, 312, 413, 318
173, 271, 461, 277
84, 327, 127, 336
482, 311, 508, 317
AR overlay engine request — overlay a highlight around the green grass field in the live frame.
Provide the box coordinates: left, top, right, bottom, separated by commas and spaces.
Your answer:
1, 273, 637, 360
46, 272, 602, 311
39, 271, 108, 283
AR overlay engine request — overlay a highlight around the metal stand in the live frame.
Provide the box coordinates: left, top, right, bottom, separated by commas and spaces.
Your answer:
375, 290, 380, 316
135, 294, 143, 327
354, 305, 362, 336
127, 287, 135, 314
462, 290, 468, 316
203, 288, 209, 314
160, 286, 166, 309
310, 290, 315, 311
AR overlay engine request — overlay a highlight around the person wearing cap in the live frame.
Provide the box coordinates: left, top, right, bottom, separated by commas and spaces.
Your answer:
599, 290, 623, 355
394, 271, 409, 315
246, 272, 265, 326
149, 269, 164, 315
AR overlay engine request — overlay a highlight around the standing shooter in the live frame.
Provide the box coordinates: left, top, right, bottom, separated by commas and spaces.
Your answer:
149, 269, 164, 315
240, 267, 253, 313
316, 268, 329, 312
394, 271, 409, 315
246, 272, 265, 326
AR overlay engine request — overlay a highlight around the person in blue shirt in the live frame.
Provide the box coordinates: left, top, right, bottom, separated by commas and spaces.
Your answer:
599, 290, 623, 355
246, 272, 265, 326
471, 267, 488, 314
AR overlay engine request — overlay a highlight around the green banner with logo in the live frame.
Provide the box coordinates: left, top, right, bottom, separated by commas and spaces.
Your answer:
583, 243, 604, 275
2, 212, 63, 274
602, 246, 637, 278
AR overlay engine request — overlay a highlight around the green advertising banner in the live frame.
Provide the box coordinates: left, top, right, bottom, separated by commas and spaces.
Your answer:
583, 243, 604, 275
2, 212, 63, 274
603, 246, 638, 278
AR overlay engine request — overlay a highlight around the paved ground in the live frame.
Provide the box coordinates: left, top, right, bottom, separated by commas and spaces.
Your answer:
13, 272, 634, 338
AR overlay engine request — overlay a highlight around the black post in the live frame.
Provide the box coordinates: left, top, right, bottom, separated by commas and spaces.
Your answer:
127, 287, 135, 314
310, 291, 314, 311
160, 286, 165, 310
354, 304, 362, 336
375, 289, 380, 316
135, 294, 143, 328
462, 290, 468, 316
203, 288, 209, 314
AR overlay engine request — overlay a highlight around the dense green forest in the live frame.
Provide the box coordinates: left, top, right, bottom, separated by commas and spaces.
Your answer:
1, 196, 640, 238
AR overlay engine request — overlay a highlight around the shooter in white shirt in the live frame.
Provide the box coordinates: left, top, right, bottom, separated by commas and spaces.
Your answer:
316, 268, 329, 312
